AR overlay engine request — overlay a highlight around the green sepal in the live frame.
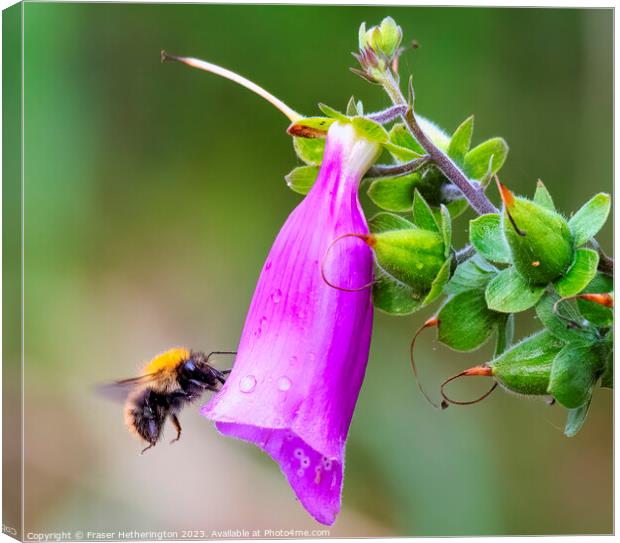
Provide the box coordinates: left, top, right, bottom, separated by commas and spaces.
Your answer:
372, 265, 422, 316
384, 143, 422, 162
600, 343, 613, 389
437, 289, 503, 351
535, 293, 593, 344
318, 103, 349, 123
463, 137, 508, 180
491, 330, 564, 396
412, 190, 440, 233
351, 116, 389, 144
346, 96, 360, 116
494, 314, 515, 357
554, 248, 599, 298
503, 196, 574, 285
533, 180, 555, 211
417, 117, 451, 151
568, 193, 611, 247
469, 213, 511, 264
439, 204, 452, 259
445, 255, 497, 296
367, 175, 418, 212
368, 211, 415, 234
577, 273, 613, 327
284, 165, 319, 195
422, 257, 451, 306
485, 267, 545, 313
371, 228, 446, 294
548, 341, 603, 408
293, 137, 325, 165
447, 115, 474, 164
287, 116, 334, 138
445, 198, 469, 219
564, 393, 592, 437
389, 123, 424, 156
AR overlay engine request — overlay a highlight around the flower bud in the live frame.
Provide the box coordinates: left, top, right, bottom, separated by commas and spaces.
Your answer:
359, 17, 403, 60
369, 228, 445, 295
498, 182, 574, 285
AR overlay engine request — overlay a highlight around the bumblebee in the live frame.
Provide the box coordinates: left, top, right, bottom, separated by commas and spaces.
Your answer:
101, 348, 235, 454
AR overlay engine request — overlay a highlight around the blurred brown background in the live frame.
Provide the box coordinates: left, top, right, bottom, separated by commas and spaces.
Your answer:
10, 4, 613, 537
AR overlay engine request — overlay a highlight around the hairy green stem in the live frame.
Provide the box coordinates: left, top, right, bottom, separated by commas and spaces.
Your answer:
381, 72, 499, 216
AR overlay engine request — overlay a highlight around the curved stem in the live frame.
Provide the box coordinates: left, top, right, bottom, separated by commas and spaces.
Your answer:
380, 71, 498, 216
366, 155, 430, 178
161, 51, 302, 123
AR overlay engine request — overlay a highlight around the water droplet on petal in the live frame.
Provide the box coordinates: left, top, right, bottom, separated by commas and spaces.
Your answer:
271, 289, 282, 304
294, 448, 305, 459
301, 457, 310, 468
296, 468, 305, 477
277, 376, 292, 391
239, 375, 257, 393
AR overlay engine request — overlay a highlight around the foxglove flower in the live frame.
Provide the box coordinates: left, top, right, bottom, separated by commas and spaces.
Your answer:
202, 121, 380, 525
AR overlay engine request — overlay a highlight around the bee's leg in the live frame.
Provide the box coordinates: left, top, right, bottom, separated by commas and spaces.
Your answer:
205, 351, 237, 365
169, 414, 182, 444
140, 443, 154, 455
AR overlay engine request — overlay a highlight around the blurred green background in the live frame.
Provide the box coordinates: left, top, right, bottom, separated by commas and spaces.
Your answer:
14, 3, 613, 537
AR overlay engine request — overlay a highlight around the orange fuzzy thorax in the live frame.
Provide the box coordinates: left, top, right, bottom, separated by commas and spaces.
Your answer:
143, 347, 190, 374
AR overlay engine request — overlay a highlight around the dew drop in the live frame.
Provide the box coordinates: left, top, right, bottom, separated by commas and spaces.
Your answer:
296, 468, 305, 477
271, 289, 282, 304
277, 376, 292, 391
294, 448, 305, 459
239, 374, 257, 393
301, 457, 310, 468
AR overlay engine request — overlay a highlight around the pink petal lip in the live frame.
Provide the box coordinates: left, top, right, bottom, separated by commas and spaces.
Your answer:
202, 122, 379, 525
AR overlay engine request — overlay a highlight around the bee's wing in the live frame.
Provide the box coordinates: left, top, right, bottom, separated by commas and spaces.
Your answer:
95, 374, 157, 403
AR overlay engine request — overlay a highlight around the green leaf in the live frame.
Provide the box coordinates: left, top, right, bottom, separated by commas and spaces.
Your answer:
412, 190, 439, 232
293, 137, 325, 165
447, 115, 474, 164
437, 289, 502, 351
445, 255, 497, 295
418, 116, 451, 151
389, 123, 424, 155
367, 175, 417, 212
577, 273, 613, 327
485, 267, 545, 313
495, 314, 515, 357
469, 213, 511, 264
533, 180, 555, 211
318, 103, 349, 122
564, 393, 592, 437
554, 248, 599, 298
287, 116, 334, 138
535, 293, 591, 343
463, 137, 508, 180
446, 198, 469, 219
568, 193, 611, 247
284, 165, 319, 195
352, 116, 389, 144
368, 212, 415, 234
422, 257, 451, 306
372, 265, 422, 315
439, 205, 452, 258
548, 342, 603, 408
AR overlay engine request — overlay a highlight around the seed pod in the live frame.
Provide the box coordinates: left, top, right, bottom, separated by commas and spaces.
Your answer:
370, 228, 445, 295
498, 182, 574, 285
490, 330, 564, 396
